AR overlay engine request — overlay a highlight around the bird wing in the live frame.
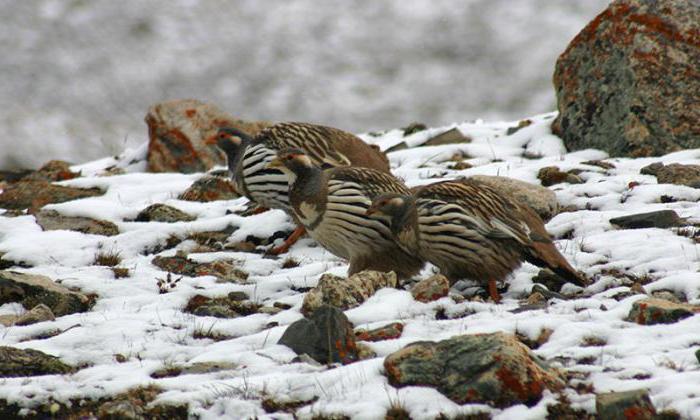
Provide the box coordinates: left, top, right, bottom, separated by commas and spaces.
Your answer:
329, 167, 410, 199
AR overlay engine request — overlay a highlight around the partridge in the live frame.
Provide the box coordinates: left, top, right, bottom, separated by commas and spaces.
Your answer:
366, 178, 587, 301
268, 148, 424, 279
207, 122, 390, 253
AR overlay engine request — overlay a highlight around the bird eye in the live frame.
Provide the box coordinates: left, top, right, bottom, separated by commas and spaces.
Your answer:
286, 155, 293, 161
218, 133, 227, 139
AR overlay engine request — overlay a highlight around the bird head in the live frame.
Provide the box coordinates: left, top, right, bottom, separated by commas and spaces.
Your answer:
206, 127, 252, 163
268, 148, 314, 174
366, 193, 411, 218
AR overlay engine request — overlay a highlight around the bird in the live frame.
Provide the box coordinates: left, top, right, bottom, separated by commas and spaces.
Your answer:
267, 148, 424, 279
206, 122, 390, 254
365, 178, 587, 302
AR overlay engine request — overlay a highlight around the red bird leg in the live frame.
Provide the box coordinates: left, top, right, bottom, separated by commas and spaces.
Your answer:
268, 226, 306, 255
488, 279, 502, 303
250, 206, 270, 215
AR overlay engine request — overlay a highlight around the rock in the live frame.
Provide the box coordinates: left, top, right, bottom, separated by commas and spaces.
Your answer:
301, 270, 397, 316
582, 160, 616, 170
651, 290, 681, 303
384, 332, 565, 408
506, 119, 533, 136
356, 343, 378, 360
0, 179, 103, 212
0, 346, 74, 377
178, 176, 239, 202
98, 400, 144, 420
411, 274, 449, 303
355, 322, 404, 342
552, 0, 700, 157
151, 361, 237, 379
145, 99, 271, 173
184, 294, 259, 317
193, 304, 240, 319
596, 389, 656, 420
34, 209, 119, 236
188, 225, 238, 250
0, 270, 92, 316
640, 162, 700, 187
151, 255, 248, 283
384, 142, 408, 153
402, 122, 427, 136
537, 166, 583, 187
609, 210, 681, 229
24, 160, 80, 182
15, 304, 55, 326
471, 175, 560, 221
627, 298, 699, 325
258, 306, 283, 316
278, 305, 357, 365
227, 291, 248, 301
135, 203, 195, 223
422, 127, 471, 146
695, 348, 700, 365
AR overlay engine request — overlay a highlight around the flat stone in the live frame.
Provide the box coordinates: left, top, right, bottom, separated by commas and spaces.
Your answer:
411, 274, 449, 303
552, 0, 700, 157
0, 346, 74, 377
178, 176, 239, 202
537, 166, 583, 187
301, 270, 397, 316
627, 298, 699, 325
384, 332, 565, 408
471, 175, 560, 221
135, 203, 195, 223
151, 255, 248, 283
0, 270, 92, 317
98, 400, 144, 420
422, 127, 471, 146
0, 179, 103, 212
610, 210, 681, 229
640, 162, 700, 188
278, 305, 357, 365
596, 389, 656, 420
15, 304, 55, 326
151, 361, 237, 379
355, 322, 404, 342
145, 98, 271, 173
35, 209, 119, 236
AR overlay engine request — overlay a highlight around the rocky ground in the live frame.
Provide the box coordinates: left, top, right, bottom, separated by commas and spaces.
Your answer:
0, 112, 699, 419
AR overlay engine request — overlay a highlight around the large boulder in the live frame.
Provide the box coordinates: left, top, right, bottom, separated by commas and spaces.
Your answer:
552, 0, 700, 157
145, 99, 271, 173
384, 332, 565, 408
0, 271, 92, 316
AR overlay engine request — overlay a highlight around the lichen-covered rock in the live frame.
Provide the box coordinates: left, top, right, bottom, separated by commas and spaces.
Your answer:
411, 274, 449, 303
24, 160, 79, 182
35, 209, 119, 236
278, 305, 357, 365
384, 332, 565, 408
15, 304, 55, 326
0, 346, 74, 377
151, 255, 248, 283
640, 162, 700, 188
0, 179, 103, 212
301, 270, 397, 316
178, 176, 239, 202
627, 298, 699, 325
609, 210, 681, 229
471, 175, 560, 221
145, 99, 271, 173
355, 322, 404, 342
552, 0, 700, 157
184, 294, 259, 318
537, 166, 583, 187
0, 270, 92, 316
135, 203, 195, 223
596, 389, 657, 420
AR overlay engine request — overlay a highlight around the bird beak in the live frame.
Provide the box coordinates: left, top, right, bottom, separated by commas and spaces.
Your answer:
267, 157, 283, 169
204, 133, 219, 145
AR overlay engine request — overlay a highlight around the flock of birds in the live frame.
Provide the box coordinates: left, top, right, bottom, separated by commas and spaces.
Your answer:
208, 122, 588, 302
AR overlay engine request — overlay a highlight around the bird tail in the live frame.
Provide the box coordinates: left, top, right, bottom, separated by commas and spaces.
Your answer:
526, 240, 589, 288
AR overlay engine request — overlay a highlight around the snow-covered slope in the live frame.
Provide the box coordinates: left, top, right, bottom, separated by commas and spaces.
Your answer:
1, 114, 699, 419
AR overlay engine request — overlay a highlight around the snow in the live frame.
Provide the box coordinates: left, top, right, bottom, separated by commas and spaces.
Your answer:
1, 114, 700, 419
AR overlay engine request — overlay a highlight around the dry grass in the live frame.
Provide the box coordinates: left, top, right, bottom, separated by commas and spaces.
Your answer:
94, 249, 122, 267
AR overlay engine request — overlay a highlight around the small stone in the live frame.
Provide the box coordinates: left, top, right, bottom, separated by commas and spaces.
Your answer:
610, 210, 681, 230
384, 142, 408, 153
402, 122, 427, 136
627, 298, 699, 325
506, 119, 533, 135
630, 283, 646, 295
384, 332, 565, 408
411, 274, 449, 303
355, 322, 404, 342
179, 176, 239, 202
0, 270, 92, 316
651, 290, 681, 304
193, 304, 240, 319
0, 179, 103, 212
356, 343, 377, 360
278, 305, 357, 365
225, 241, 258, 253
527, 292, 546, 305
451, 161, 473, 170
695, 349, 700, 365
258, 306, 282, 315
537, 166, 583, 187
581, 160, 616, 170
422, 127, 471, 146
227, 291, 248, 301
301, 270, 397, 316
114, 354, 128, 363
596, 389, 656, 420
135, 204, 195, 223
151, 255, 248, 283
15, 304, 55, 326
26, 160, 79, 182
0, 346, 74, 377
34, 209, 119, 236
151, 361, 236, 378
98, 400, 144, 420
641, 162, 700, 188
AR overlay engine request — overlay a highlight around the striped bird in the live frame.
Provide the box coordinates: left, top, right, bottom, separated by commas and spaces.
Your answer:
268, 148, 424, 278
207, 122, 390, 253
366, 179, 587, 301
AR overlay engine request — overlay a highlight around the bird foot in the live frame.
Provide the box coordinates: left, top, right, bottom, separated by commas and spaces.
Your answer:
266, 226, 306, 255
241, 205, 270, 217
488, 279, 502, 303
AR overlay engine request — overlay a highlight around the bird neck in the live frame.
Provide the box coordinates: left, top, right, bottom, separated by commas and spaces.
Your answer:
392, 197, 418, 237
290, 166, 324, 202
